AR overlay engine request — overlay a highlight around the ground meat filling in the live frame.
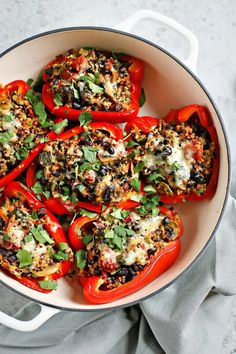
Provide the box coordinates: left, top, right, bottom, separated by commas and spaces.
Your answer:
128, 115, 215, 196
35, 128, 131, 206
0, 90, 49, 178
0, 198, 73, 278
45, 48, 132, 112
77, 209, 180, 290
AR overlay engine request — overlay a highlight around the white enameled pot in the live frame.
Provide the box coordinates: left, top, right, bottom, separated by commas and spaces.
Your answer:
0, 10, 230, 331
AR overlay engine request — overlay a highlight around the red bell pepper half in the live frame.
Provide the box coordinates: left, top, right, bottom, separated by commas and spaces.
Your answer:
0, 80, 64, 188
26, 122, 141, 214
42, 55, 143, 123
125, 105, 219, 203
68, 206, 183, 304
1, 181, 72, 293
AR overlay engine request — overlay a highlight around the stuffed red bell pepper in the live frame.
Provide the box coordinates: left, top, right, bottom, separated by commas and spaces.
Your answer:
125, 105, 219, 203
0, 80, 66, 188
42, 48, 143, 123
26, 121, 142, 215
68, 205, 183, 304
0, 181, 73, 293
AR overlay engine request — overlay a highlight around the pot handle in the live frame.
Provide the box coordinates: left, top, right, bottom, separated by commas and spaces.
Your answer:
0, 304, 60, 332
114, 9, 199, 73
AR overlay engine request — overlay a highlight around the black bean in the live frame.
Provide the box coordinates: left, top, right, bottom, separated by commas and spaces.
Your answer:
162, 146, 172, 156
45, 67, 53, 76
72, 101, 81, 110
119, 66, 127, 73
148, 247, 157, 256
95, 49, 101, 57
94, 269, 101, 276
191, 172, 206, 184
53, 79, 59, 86
79, 139, 92, 146
103, 185, 115, 202
102, 141, 115, 155
131, 221, 141, 232
8, 254, 17, 262
96, 139, 103, 144
166, 227, 174, 238
0, 248, 9, 257
0, 217, 4, 229
51, 170, 60, 177
162, 217, 170, 226
98, 165, 108, 176
116, 268, 129, 277
37, 208, 47, 218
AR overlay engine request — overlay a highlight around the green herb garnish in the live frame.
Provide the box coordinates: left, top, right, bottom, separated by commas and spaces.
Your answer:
79, 209, 97, 218
58, 242, 68, 251
39, 280, 58, 290
131, 178, 141, 192
79, 112, 92, 126
16, 250, 32, 268
82, 234, 93, 245
82, 146, 98, 164
53, 92, 63, 106
75, 249, 86, 269
52, 119, 68, 134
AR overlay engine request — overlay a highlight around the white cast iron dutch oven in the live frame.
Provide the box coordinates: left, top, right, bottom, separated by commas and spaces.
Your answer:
0, 10, 230, 331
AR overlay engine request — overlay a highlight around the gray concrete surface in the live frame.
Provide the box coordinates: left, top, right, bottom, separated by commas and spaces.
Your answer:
0, 0, 235, 352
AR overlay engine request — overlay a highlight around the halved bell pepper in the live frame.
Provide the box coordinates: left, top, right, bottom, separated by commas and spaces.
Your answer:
125, 105, 219, 203
68, 206, 183, 303
26, 122, 141, 214
1, 181, 72, 293
0, 80, 63, 188
42, 54, 143, 123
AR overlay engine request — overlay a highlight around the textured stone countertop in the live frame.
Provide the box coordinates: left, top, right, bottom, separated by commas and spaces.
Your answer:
0, 0, 235, 352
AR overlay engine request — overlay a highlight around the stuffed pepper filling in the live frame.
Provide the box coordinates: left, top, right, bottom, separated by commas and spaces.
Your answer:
0, 197, 73, 280
45, 48, 132, 112
128, 116, 215, 197
0, 87, 49, 178
76, 208, 181, 290
34, 127, 132, 206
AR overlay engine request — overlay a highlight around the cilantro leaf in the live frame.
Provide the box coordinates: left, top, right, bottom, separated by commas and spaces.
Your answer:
82, 234, 93, 245
0, 131, 13, 144
143, 185, 157, 194
126, 140, 139, 148
16, 250, 32, 268
131, 178, 141, 192
111, 208, 123, 220
58, 242, 68, 251
134, 162, 144, 173
53, 92, 63, 106
32, 181, 43, 195
75, 249, 86, 269
79, 209, 97, 218
52, 119, 68, 134
39, 280, 58, 290
16, 147, 29, 160
82, 146, 98, 163
87, 81, 104, 94
79, 112, 92, 126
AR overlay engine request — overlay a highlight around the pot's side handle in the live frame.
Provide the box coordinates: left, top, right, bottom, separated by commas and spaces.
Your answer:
114, 9, 199, 73
0, 304, 60, 332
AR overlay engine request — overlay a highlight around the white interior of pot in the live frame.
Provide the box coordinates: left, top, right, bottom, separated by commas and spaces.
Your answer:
0, 29, 229, 310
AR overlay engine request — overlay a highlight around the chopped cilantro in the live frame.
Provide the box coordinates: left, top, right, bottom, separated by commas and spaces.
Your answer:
16, 147, 29, 160
143, 185, 157, 194
0, 131, 13, 144
82, 146, 98, 163
3, 234, 9, 241
39, 280, 58, 290
75, 249, 86, 269
104, 229, 114, 239
25, 90, 48, 127
126, 140, 139, 148
43, 191, 51, 199
131, 178, 141, 192
30, 225, 54, 244
79, 209, 97, 218
27, 78, 34, 87
87, 81, 104, 94
148, 172, 165, 183
82, 234, 93, 245
53, 251, 69, 261
52, 119, 68, 134
134, 162, 144, 173
53, 92, 63, 106
111, 208, 123, 220
16, 250, 32, 268
79, 112, 92, 126
25, 235, 33, 243
172, 161, 182, 172
32, 181, 43, 195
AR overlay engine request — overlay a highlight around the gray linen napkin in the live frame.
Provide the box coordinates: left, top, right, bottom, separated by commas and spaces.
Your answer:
0, 196, 235, 354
